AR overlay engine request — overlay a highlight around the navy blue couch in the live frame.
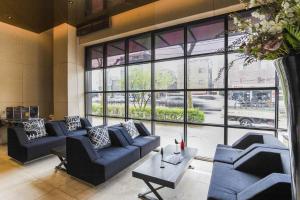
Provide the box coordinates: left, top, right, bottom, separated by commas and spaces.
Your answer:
7, 127, 65, 163
213, 133, 288, 164
208, 133, 292, 200
66, 123, 160, 185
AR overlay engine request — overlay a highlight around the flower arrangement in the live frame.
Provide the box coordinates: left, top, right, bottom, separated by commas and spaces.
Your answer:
231, 0, 300, 65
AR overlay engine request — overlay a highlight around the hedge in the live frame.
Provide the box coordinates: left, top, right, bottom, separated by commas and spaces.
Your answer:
91, 103, 205, 123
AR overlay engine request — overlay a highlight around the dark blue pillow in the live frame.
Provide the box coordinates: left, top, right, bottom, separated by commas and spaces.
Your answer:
114, 126, 134, 145
134, 122, 151, 136
108, 127, 130, 147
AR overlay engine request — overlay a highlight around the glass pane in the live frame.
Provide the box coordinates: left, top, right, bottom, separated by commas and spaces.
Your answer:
107, 93, 125, 117
86, 93, 103, 116
187, 19, 224, 55
86, 69, 103, 92
155, 122, 184, 147
128, 63, 151, 90
187, 91, 224, 124
86, 46, 103, 69
155, 28, 184, 60
107, 40, 125, 66
187, 125, 224, 158
87, 116, 103, 126
106, 67, 125, 91
228, 128, 274, 145
129, 92, 151, 119
228, 53, 275, 88
106, 118, 124, 126
129, 34, 151, 63
155, 92, 184, 122
155, 59, 184, 90
228, 90, 275, 128
187, 55, 224, 89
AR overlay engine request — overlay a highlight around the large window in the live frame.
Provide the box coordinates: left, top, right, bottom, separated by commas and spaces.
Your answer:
85, 12, 285, 158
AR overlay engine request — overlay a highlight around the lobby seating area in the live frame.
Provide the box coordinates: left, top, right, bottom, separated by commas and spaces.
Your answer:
0, 0, 298, 199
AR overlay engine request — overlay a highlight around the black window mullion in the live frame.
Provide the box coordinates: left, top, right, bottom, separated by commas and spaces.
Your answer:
103, 44, 107, 125
125, 39, 129, 121
151, 32, 155, 135
184, 25, 188, 146
224, 15, 229, 145
275, 69, 279, 137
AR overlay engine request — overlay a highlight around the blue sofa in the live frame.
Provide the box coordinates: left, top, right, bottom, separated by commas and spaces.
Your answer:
66, 122, 160, 185
7, 127, 65, 163
214, 133, 287, 164
208, 147, 291, 200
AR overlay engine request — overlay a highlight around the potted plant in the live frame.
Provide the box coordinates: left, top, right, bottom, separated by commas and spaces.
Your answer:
231, 0, 300, 199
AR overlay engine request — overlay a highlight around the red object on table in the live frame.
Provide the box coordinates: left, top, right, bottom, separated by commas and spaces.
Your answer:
180, 139, 185, 150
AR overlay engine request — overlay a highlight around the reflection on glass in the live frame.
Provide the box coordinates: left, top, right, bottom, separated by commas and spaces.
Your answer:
228, 53, 275, 88
155, 92, 184, 122
128, 64, 151, 90
187, 55, 224, 89
87, 46, 103, 68
155, 60, 184, 90
107, 93, 125, 117
86, 93, 103, 116
155, 28, 184, 60
107, 41, 125, 66
129, 34, 151, 63
87, 116, 103, 126
279, 82, 287, 129
228, 128, 274, 145
86, 69, 103, 92
228, 90, 275, 128
187, 91, 224, 124
129, 92, 151, 119
187, 125, 224, 157
187, 19, 224, 55
106, 67, 125, 91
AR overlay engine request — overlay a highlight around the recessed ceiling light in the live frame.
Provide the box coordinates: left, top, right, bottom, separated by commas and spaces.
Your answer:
68, 1, 73, 4
7, 16, 12, 20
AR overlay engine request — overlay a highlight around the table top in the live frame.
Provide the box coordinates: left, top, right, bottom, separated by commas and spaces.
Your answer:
132, 145, 197, 189
51, 145, 66, 158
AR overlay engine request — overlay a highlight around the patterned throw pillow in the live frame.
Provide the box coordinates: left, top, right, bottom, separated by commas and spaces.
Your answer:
88, 126, 111, 149
121, 120, 140, 139
23, 119, 47, 140
65, 116, 82, 131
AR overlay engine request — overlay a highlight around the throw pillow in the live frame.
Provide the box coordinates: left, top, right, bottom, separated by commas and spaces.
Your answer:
65, 116, 82, 131
23, 119, 47, 140
88, 126, 111, 149
121, 120, 140, 139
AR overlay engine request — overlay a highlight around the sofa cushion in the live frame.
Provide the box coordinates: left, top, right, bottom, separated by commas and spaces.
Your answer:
121, 120, 139, 139
110, 126, 134, 145
88, 126, 111, 149
108, 127, 130, 147
23, 119, 47, 140
65, 116, 82, 131
94, 146, 140, 179
214, 144, 243, 164
208, 162, 260, 200
132, 135, 160, 157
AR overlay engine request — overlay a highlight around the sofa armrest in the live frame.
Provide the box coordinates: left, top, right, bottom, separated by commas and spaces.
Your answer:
134, 122, 151, 136
67, 136, 97, 162
237, 173, 291, 200
234, 147, 288, 177
232, 132, 264, 149
8, 127, 28, 146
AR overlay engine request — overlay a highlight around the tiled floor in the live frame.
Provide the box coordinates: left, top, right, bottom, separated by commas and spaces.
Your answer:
0, 145, 212, 200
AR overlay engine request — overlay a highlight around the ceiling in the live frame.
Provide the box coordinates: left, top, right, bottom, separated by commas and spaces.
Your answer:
0, 0, 157, 33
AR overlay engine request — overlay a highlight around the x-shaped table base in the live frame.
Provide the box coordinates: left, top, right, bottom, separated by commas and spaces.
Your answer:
138, 181, 165, 200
